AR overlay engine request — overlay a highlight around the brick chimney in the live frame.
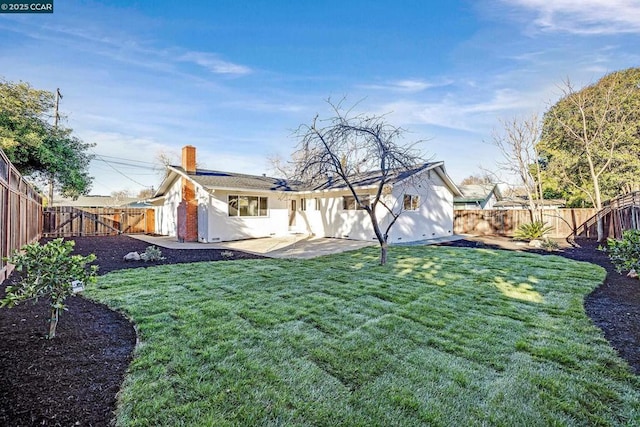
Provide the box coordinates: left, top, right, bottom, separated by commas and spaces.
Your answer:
182, 145, 196, 173
177, 145, 198, 242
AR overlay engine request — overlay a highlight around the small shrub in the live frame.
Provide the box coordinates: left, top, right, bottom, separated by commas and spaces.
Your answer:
1, 238, 98, 338
605, 229, 640, 275
140, 245, 165, 262
513, 221, 554, 241
540, 238, 560, 251
221, 251, 235, 259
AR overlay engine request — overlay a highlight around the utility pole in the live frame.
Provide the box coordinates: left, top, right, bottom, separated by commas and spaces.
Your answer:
49, 88, 63, 205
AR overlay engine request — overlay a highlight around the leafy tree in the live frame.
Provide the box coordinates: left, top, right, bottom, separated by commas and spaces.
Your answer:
0, 79, 53, 168
0, 78, 94, 201
1, 239, 98, 338
538, 68, 640, 240
292, 99, 426, 265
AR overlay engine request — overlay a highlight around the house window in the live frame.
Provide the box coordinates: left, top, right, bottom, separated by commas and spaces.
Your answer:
403, 194, 420, 211
343, 195, 370, 210
228, 195, 268, 217
301, 198, 307, 211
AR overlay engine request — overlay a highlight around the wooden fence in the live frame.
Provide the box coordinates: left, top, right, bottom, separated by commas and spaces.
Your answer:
454, 209, 597, 238
603, 191, 640, 240
0, 149, 43, 283
43, 206, 155, 237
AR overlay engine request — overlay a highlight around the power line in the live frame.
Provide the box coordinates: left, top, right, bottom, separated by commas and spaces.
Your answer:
92, 154, 153, 188
93, 153, 158, 165
92, 159, 157, 170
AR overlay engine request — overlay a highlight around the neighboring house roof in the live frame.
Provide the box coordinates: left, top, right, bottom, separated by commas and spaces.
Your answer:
454, 184, 502, 204
153, 162, 462, 199
51, 195, 145, 207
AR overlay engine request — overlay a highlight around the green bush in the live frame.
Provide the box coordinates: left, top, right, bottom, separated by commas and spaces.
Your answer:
605, 229, 640, 275
540, 238, 560, 251
513, 221, 554, 241
140, 245, 165, 262
1, 238, 98, 338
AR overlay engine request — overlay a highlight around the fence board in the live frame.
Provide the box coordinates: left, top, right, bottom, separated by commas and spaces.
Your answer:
0, 149, 43, 284
43, 206, 154, 237
454, 209, 597, 238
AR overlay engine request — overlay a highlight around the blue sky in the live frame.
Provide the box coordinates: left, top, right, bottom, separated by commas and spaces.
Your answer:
1, 0, 639, 195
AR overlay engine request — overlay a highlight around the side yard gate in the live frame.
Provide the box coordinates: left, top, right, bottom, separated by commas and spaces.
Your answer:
43, 207, 155, 237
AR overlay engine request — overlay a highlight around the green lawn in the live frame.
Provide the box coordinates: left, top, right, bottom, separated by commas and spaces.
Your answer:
87, 246, 640, 426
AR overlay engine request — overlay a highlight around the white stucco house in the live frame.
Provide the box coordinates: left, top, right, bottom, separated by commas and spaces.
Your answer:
150, 146, 462, 244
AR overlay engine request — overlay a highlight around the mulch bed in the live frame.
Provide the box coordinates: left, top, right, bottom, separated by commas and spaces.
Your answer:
0, 234, 638, 426
0, 235, 264, 427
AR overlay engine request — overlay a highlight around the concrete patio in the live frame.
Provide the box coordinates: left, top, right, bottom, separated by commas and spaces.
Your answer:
129, 233, 463, 259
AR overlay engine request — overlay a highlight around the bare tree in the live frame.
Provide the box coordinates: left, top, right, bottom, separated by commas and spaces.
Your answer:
137, 188, 155, 199
266, 153, 293, 179
492, 114, 544, 221
459, 173, 495, 186
110, 189, 131, 206
293, 100, 425, 265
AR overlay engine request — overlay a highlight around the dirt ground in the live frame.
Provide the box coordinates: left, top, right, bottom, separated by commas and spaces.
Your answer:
0, 234, 637, 426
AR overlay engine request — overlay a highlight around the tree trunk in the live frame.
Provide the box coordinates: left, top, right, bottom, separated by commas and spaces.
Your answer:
591, 164, 605, 242
596, 216, 605, 242
366, 209, 390, 266
49, 307, 59, 339
380, 241, 388, 266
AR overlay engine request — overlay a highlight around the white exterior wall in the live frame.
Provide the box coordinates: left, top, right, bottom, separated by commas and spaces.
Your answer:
295, 169, 454, 243
156, 166, 455, 243
295, 171, 454, 244
155, 177, 182, 237
483, 193, 498, 210
387, 171, 454, 243
294, 193, 378, 241
199, 190, 291, 242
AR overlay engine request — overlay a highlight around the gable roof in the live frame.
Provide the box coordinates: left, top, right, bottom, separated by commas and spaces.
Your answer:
173, 166, 298, 192
153, 162, 462, 198
307, 162, 462, 196
454, 184, 501, 203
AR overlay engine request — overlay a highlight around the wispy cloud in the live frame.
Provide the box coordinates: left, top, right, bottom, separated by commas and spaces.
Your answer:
377, 87, 540, 133
179, 51, 252, 75
504, 0, 640, 34
0, 16, 252, 78
359, 78, 452, 93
